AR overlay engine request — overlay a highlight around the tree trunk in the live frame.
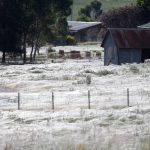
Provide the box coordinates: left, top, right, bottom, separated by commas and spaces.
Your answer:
23, 34, 27, 64
30, 40, 34, 62
33, 30, 41, 61
33, 42, 38, 61
37, 46, 40, 55
2, 51, 6, 63
23, 51, 26, 64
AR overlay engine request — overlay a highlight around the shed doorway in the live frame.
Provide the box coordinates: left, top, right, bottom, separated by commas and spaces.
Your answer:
141, 49, 150, 63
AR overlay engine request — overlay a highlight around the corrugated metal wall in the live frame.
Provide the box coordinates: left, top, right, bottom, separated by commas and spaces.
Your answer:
119, 49, 141, 64
104, 34, 118, 65
104, 34, 141, 65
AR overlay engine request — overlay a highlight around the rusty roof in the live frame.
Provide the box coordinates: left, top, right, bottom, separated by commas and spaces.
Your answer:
101, 28, 150, 49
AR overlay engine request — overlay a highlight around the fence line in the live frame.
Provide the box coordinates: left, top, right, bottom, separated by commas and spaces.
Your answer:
52, 91, 54, 112
88, 90, 91, 109
18, 92, 20, 110
0, 88, 146, 111
127, 88, 130, 107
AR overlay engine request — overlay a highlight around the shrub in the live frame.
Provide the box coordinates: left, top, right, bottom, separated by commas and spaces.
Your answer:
95, 70, 114, 76
47, 47, 58, 58
76, 14, 91, 22
129, 65, 139, 73
47, 47, 55, 53
86, 75, 91, 84
84, 69, 114, 76
96, 51, 101, 58
66, 35, 76, 45
84, 69, 95, 74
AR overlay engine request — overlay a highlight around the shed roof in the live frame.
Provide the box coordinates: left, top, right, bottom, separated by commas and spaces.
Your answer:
68, 21, 101, 32
101, 28, 150, 49
138, 22, 150, 29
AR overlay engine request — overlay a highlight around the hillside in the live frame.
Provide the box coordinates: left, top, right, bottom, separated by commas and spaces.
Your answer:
70, 0, 137, 20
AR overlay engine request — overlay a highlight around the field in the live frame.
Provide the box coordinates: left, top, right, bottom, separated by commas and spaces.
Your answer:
70, 0, 137, 20
0, 45, 150, 150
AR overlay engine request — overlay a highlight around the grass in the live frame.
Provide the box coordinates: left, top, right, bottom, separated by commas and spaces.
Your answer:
70, 0, 137, 20
138, 136, 150, 150
4, 144, 14, 150
84, 69, 114, 76
129, 65, 140, 74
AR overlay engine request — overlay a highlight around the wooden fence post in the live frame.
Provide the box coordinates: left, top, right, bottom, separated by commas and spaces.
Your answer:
127, 88, 130, 107
18, 92, 20, 110
52, 92, 54, 112
88, 90, 91, 109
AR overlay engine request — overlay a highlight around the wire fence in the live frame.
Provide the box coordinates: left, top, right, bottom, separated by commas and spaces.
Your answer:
0, 88, 149, 112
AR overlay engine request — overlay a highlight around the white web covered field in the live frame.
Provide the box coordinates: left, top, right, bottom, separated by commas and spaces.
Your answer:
0, 46, 150, 150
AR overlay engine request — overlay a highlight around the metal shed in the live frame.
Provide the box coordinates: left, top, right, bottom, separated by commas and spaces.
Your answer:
138, 22, 150, 29
68, 21, 102, 42
101, 28, 150, 65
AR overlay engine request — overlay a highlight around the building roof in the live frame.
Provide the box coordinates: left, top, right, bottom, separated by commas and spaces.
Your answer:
138, 22, 150, 29
68, 21, 101, 32
101, 28, 150, 49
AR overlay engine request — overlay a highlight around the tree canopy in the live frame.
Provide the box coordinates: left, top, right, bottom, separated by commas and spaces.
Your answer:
137, 0, 150, 10
100, 5, 150, 28
100, 5, 150, 37
77, 0, 102, 21
0, 0, 73, 63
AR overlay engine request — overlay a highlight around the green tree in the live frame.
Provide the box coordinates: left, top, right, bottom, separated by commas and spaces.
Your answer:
76, 14, 92, 22
77, 0, 102, 21
0, 0, 23, 63
0, 0, 73, 63
100, 5, 150, 37
137, 0, 150, 10
29, 0, 73, 58
51, 0, 73, 45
